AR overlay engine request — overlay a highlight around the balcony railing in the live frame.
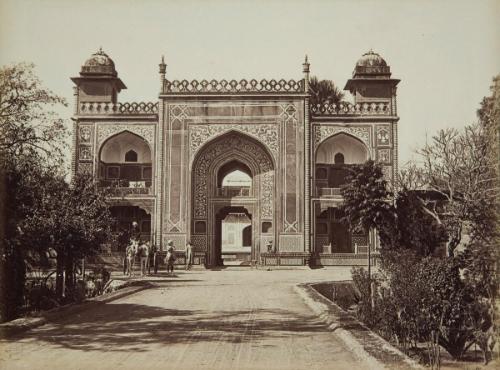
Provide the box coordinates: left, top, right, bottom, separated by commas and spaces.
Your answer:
99, 180, 153, 196
310, 102, 391, 116
79, 101, 158, 115
216, 186, 251, 197
317, 187, 342, 197
163, 79, 305, 94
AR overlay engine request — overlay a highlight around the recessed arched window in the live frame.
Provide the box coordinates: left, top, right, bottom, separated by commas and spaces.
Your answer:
334, 152, 345, 164
125, 150, 138, 162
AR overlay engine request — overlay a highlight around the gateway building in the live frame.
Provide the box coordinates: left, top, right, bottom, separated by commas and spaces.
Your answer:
71, 49, 400, 267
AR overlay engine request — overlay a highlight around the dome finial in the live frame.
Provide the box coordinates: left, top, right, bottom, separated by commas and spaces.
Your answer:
159, 55, 167, 75
303, 54, 310, 73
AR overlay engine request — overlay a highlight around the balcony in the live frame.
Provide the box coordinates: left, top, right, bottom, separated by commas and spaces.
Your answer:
216, 186, 251, 198
316, 187, 342, 197
100, 180, 153, 197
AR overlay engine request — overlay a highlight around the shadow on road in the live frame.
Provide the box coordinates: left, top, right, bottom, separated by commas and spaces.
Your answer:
8, 304, 330, 352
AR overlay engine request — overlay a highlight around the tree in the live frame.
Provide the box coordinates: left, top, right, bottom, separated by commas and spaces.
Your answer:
0, 63, 68, 164
340, 160, 396, 247
0, 63, 68, 320
346, 77, 499, 363
399, 123, 497, 257
18, 173, 113, 300
309, 76, 345, 106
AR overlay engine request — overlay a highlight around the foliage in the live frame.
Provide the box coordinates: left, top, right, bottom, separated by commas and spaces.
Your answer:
393, 190, 447, 257
398, 123, 497, 257
0, 63, 68, 164
309, 76, 345, 106
0, 63, 69, 320
0, 153, 62, 321
354, 252, 482, 361
340, 160, 394, 235
345, 77, 499, 363
20, 173, 114, 298
351, 267, 382, 328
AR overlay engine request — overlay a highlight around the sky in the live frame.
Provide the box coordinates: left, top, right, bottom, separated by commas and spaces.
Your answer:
1, 0, 499, 166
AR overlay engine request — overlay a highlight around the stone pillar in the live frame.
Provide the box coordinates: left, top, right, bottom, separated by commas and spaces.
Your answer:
156, 56, 167, 249
71, 86, 79, 181
302, 56, 311, 257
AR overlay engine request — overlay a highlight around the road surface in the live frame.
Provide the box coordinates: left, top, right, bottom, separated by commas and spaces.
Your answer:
0, 268, 365, 370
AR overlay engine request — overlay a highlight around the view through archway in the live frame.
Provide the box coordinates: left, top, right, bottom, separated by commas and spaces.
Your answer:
215, 206, 253, 266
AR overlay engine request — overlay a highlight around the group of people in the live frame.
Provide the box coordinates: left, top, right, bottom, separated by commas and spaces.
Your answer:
123, 239, 194, 277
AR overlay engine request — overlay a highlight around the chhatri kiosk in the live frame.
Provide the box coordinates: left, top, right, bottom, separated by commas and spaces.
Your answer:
71, 49, 399, 267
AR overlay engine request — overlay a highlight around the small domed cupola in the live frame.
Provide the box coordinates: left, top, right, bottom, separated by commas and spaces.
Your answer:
352, 49, 391, 78
344, 50, 400, 108
71, 48, 126, 104
81, 48, 117, 77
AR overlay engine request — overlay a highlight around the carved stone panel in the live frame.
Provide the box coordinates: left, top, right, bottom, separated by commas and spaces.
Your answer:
281, 103, 301, 233
189, 124, 279, 161
382, 166, 393, 181
79, 146, 92, 161
377, 149, 391, 164
77, 162, 92, 175
79, 126, 92, 143
279, 235, 304, 252
376, 126, 391, 147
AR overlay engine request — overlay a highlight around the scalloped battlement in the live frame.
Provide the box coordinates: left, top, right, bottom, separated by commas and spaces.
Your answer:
163, 79, 305, 94
310, 102, 391, 116
78, 101, 158, 115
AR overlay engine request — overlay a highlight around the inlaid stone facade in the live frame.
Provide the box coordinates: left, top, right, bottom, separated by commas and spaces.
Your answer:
71, 49, 400, 267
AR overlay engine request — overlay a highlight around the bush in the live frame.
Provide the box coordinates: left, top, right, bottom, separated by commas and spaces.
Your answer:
352, 250, 490, 361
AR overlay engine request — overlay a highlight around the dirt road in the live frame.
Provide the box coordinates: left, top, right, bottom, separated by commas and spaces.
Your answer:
0, 268, 365, 370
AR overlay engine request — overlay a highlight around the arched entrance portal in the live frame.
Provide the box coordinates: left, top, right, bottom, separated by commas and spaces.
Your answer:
191, 132, 275, 267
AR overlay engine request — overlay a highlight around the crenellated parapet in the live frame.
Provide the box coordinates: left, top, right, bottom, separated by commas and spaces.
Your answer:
78, 101, 158, 115
310, 102, 392, 116
162, 78, 305, 94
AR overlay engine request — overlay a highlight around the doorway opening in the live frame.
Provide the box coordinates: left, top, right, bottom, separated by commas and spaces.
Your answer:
215, 206, 253, 266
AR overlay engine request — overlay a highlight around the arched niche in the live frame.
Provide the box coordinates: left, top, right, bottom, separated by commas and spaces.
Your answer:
100, 131, 151, 164
316, 133, 368, 164
98, 131, 152, 185
315, 133, 368, 190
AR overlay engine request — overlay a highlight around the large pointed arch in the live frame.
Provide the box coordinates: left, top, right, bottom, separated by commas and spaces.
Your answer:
190, 131, 275, 266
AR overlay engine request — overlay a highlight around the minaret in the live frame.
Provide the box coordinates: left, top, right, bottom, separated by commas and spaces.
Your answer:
159, 55, 167, 93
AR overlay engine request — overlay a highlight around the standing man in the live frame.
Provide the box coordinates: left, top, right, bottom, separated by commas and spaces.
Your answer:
185, 241, 193, 270
165, 240, 176, 275
148, 242, 158, 275
138, 240, 149, 276
131, 221, 141, 241
125, 240, 138, 277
